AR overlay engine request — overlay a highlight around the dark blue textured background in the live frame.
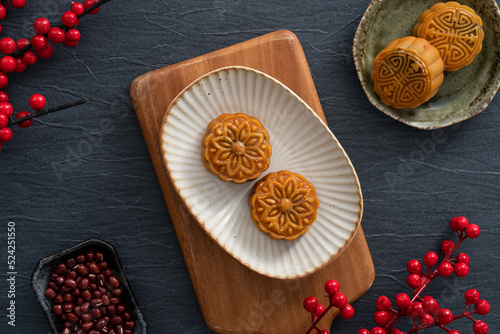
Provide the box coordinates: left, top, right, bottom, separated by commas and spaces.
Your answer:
0, 0, 498, 333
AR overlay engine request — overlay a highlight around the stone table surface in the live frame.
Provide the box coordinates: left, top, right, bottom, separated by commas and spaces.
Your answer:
0, 0, 499, 333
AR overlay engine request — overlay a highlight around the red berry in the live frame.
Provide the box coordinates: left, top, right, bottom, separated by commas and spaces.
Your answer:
418, 313, 434, 325
454, 262, 469, 277
448, 330, 461, 334
465, 224, 481, 238
37, 43, 54, 59
315, 303, 326, 317
324, 279, 340, 295
0, 37, 15, 55
29, 94, 46, 111
339, 304, 354, 320
23, 51, 37, 65
0, 112, 8, 128
375, 296, 391, 311
66, 29, 81, 43
71, 2, 85, 16
438, 262, 453, 277
0, 91, 8, 102
16, 38, 30, 50
303, 296, 318, 313
0, 127, 12, 142
62, 11, 78, 27
406, 260, 422, 274
473, 320, 489, 334
330, 292, 347, 309
441, 240, 455, 254
84, 0, 101, 14
0, 71, 7, 88
449, 216, 458, 230
48, 27, 66, 44
318, 331, 329, 334
0, 5, 5, 20
437, 308, 453, 325
370, 327, 386, 334
10, 0, 25, 9
14, 57, 27, 73
15, 111, 32, 128
394, 293, 411, 310
373, 311, 390, 326
465, 289, 481, 304
406, 274, 422, 289
450, 216, 469, 231
63, 39, 79, 48
388, 330, 404, 334
406, 302, 425, 319
0, 56, 15, 73
31, 35, 47, 51
0, 102, 13, 117
33, 17, 51, 35
475, 300, 490, 315
456, 252, 470, 264
357, 330, 370, 334
424, 252, 439, 267
421, 295, 439, 315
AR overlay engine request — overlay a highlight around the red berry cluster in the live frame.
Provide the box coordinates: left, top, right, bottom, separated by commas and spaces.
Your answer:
45, 250, 136, 334
0, 0, 110, 150
303, 279, 355, 334
0, 93, 45, 149
356, 217, 490, 334
0, 1, 102, 82
0, 1, 27, 34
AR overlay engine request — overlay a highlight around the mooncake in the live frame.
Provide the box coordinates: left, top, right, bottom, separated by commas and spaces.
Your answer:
248, 170, 319, 241
372, 36, 444, 109
201, 113, 272, 183
413, 2, 484, 72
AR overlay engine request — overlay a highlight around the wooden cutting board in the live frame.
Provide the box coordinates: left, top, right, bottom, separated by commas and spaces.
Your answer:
130, 30, 374, 334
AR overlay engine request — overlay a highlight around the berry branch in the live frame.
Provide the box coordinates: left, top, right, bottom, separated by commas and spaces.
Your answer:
302, 217, 490, 334
12, 0, 113, 58
303, 280, 355, 334
6, 98, 88, 127
0, 0, 114, 150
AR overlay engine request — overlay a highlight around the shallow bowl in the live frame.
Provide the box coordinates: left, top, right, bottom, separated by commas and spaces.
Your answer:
353, 0, 500, 129
32, 239, 147, 334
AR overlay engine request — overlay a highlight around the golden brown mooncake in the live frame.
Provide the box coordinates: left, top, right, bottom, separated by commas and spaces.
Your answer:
248, 170, 319, 241
201, 113, 272, 184
372, 36, 444, 109
413, 2, 484, 72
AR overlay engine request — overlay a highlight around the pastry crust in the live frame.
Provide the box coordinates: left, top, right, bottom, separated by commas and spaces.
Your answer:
372, 36, 444, 109
201, 113, 272, 183
413, 1, 484, 72
248, 171, 319, 241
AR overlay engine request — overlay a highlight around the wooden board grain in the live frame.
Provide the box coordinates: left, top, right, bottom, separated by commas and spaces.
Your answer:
130, 30, 375, 334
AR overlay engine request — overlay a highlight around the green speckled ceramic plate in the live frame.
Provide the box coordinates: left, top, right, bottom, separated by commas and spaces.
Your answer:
353, 0, 500, 129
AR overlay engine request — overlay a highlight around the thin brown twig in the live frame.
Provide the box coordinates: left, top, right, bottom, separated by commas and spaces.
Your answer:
6, 98, 88, 127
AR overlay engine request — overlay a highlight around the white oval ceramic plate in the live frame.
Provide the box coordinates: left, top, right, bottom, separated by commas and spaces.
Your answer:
161, 66, 363, 279
353, 0, 500, 129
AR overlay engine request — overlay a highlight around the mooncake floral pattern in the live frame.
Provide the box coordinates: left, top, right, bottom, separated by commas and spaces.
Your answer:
202, 113, 272, 183
414, 1, 484, 72
249, 171, 319, 241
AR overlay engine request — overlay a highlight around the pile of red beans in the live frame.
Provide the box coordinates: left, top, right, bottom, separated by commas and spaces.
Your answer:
44, 250, 136, 334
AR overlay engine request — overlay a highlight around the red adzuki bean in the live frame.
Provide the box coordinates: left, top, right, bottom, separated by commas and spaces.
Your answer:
45, 250, 136, 333
65, 257, 76, 268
